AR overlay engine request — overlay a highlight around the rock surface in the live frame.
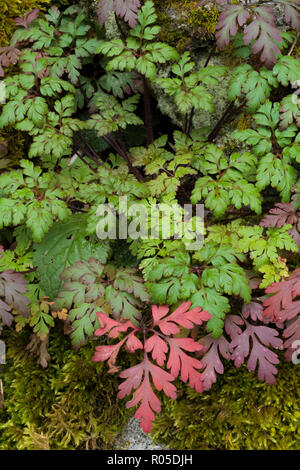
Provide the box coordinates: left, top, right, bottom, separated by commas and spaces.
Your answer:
116, 417, 166, 450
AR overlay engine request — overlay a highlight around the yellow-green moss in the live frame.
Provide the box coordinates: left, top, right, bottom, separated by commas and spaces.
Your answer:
0, 326, 131, 450
0, 1, 51, 46
151, 359, 300, 450
153, 1, 219, 51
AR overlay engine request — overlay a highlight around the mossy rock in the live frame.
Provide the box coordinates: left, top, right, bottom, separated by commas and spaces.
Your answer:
153, 1, 219, 52
150, 358, 300, 450
0, 326, 131, 450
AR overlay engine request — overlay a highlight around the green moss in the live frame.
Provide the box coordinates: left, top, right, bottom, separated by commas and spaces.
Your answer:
0, 326, 131, 450
153, 1, 218, 51
150, 359, 300, 450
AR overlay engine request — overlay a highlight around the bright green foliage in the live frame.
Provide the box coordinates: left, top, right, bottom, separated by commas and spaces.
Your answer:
142, 242, 251, 337
157, 52, 227, 114
280, 94, 300, 130
272, 56, 300, 87
0, 0, 299, 446
237, 225, 298, 270
228, 64, 277, 112
0, 160, 70, 241
233, 100, 299, 201
53, 259, 149, 346
205, 220, 298, 288
144, 251, 194, 304
98, 1, 179, 80
86, 94, 143, 136
190, 287, 230, 338
191, 145, 261, 216
0, 6, 102, 163
33, 215, 111, 298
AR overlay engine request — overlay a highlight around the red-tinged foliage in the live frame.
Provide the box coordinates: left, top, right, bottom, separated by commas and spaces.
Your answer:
215, 5, 250, 49
92, 301, 212, 431
118, 354, 176, 433
0, 247, 30, 325
166, 337, 203, 392
0, 47, 22, 77
260, 203, 300, 252
198, 334, 231, 391
243, 7, 282, 68
260, 203, 299, 228
94, 311, 136, 338
230, 320, 283, 385
152, 301, 212, 335
242, 301, 264, 322
213, 1, 300, 66
97, 0, 141, 28
283, 316, 300, 361
263, 269, 300, 322
263, 270, 300, 362
199, 305, 284, 388
280, 0, 300, 32
15, 8, 40, 29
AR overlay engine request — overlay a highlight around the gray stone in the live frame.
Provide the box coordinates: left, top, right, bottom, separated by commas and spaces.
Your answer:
116, 417, 166, 450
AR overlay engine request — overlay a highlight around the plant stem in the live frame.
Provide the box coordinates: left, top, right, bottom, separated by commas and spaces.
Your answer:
288, 36, 298, 56
102, 134, 144, 182
78, 131, 106, 167
204, 44, 216, 68
72, 142, 98, 173
184, 113, 189, 134
142, 75, 154, 146
187, 107, 194, 136
206, 99, 246, 142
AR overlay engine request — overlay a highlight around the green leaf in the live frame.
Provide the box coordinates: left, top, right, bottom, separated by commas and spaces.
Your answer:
33, 214, 111, 298
191, 288, 230, 338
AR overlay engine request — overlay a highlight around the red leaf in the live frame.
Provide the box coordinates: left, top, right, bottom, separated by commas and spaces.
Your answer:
153, 301, 211, 335
118, 354, 176, 432
230, 321, 283, 385
283, 316, 300, 362
0, 47, 22, 77
97, 0, 140, 28
115, 0, 141, 28
93, 302, 212, 432
0, 270, 29, 316
216, 5, 250, 49
92, 343, 122, 362
283, 1, 300, 32
95, 311, 136, 338
15, 8, 40, 29
242, 301, 264, 322
145, 334, 168, 366
263, 269, 300, 322
198, 334, 231, 390
243, 7, 282, 68
93, 312, 142, 370
125, 332, 143, 353
224, 314, 244, 339
260, 203, 299, 228
0, 298, 13, 326
166, 337, 203, 392
97, 0, 114, 25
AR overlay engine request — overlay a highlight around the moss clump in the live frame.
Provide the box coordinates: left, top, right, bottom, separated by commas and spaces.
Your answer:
0, 326, 131, 450
151, 359, 300, 450
0, 1, 51, 46
153, 1, 218, 51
